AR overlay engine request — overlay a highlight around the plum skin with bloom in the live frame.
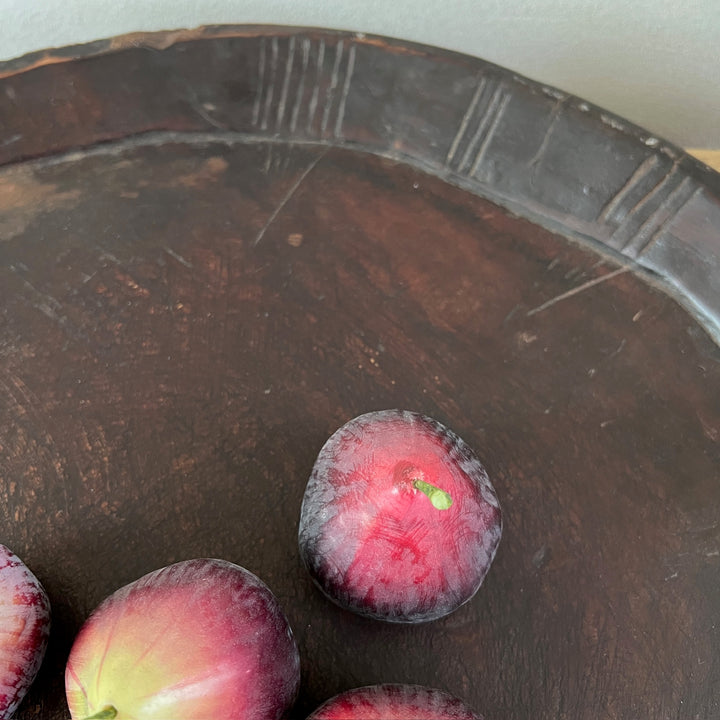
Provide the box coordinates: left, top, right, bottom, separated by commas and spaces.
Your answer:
298, 410, 502, 623
65, 558, 300, 720
307, 683, 483, 720
0, 544, 51, 720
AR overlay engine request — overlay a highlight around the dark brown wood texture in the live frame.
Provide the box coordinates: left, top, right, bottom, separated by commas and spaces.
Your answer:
0, 27, 719, 720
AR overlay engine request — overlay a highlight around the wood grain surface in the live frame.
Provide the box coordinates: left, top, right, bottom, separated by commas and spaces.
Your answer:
0, 27, 719, 720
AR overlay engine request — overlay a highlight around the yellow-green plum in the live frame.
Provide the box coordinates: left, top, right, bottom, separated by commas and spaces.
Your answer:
65, 558, 300, 720
0, 544, 51, 720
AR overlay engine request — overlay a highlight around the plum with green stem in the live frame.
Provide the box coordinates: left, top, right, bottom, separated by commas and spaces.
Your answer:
299, 410, 502, 623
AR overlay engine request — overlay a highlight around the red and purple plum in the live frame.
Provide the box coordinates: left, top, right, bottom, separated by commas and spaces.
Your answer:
65, 558, 300, 720
307, 683, 483, 719
0, 544, 51, 720
298, 410, 502, 622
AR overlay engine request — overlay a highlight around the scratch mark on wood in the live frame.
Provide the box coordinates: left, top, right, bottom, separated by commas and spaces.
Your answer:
260, 37, 279, 131
529, 97, 565, 174
614, 164, 679, 248
11, 273, 90, 349
97, 248, 121, 265
607, 338, 626, 359
1, 134, 22, 148
610, 163, 696, 255
290, 37, 311, 134
307, 39, 325, 133
446, 76, 486, 166
276, 36, 296, 130
164, 247, 193, 268
634, 181, 702, 257
526, 266, 629, 317
334, 43, 356, 139
321, 40, 344, 136
252, 37, 266, 127
598, 155, 660, 224
262, 144, 273, 174
457, 79, 497, 173
0, 373, 71, 500
469, 88, 510, 176
622, 163, 679, 223
456, 80, 508, 175
253, 150, 328, 246
502, 303, 522, 324
20, 278, 63, 318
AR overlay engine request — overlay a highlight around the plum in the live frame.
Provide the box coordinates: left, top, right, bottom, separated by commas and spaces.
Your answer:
0, 544, 51, 720
298, 410, 502, 622
65, 558, 300, 720
307, 683, 483, 719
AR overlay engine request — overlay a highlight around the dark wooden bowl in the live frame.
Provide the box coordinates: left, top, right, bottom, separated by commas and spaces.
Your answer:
1, 26, 719, 720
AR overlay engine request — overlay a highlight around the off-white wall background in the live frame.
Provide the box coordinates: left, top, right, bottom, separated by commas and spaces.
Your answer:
0, 0, 718, 149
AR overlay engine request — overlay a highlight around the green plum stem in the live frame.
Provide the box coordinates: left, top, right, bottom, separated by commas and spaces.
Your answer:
80, 707, 118, 720
413, 478, 453, 510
